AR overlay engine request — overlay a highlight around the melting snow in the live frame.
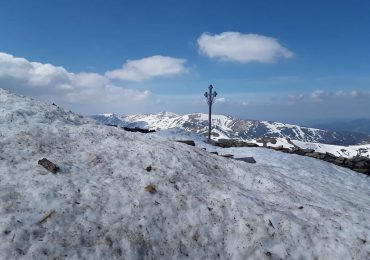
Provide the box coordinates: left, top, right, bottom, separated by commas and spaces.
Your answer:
1, 88, 370, 259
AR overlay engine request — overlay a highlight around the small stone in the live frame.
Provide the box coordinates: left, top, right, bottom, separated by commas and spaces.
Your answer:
146, 166, 152, 172
38, 158, 59, 173
145, 185, 157, 194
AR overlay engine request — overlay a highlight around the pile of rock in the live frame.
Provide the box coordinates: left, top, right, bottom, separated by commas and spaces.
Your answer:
175, 140, 196, 146
122, 127, 156, 133
256, 137, 277, 147
215, 139, 259, 148
105, 124, 156, 133
270, 146, 370, 175
214, 138, 370, 175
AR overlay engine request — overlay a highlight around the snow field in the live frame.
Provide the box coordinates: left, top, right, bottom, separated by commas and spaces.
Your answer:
1, 88, 370, 259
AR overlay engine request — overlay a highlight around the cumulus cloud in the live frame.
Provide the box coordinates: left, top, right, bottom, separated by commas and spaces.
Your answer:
0, 52, 156, 114
197, 32, 294, 63
106, 55, 188, 82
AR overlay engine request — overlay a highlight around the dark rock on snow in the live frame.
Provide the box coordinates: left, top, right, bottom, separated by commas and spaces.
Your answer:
38, 158, 59, 173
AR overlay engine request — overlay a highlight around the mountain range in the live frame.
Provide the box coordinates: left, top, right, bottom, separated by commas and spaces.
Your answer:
92, 112, 370, 146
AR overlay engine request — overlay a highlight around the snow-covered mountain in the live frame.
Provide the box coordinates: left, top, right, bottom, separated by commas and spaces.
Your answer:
2, 88, 370, 259
90, 113, 127, 127
119, 112, 370, 145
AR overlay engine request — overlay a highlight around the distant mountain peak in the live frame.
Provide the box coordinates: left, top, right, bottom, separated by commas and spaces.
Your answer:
99, 113, 116, 117
118, 112, 369, 145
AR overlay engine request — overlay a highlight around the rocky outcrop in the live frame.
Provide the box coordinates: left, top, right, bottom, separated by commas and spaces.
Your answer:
214, 139, 370, 175
123, 127, 156, 133
256, 137, 277, 147
176, 140, 196, 146
268, 146, 370, 175
215, 139, 259, 148
105, 124, 156, 133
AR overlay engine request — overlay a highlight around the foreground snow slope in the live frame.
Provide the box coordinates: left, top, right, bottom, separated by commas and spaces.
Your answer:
1, 89, 370, 259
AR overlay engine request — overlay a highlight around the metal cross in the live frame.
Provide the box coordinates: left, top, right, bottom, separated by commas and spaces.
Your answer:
204, 85, 218, 139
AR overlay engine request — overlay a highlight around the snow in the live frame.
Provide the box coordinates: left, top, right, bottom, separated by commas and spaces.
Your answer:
293, 140, 370, 158
118, 112, 370, 146
243, 137, 370, 159
1, 88, 370, 259
101, 113, 114, 117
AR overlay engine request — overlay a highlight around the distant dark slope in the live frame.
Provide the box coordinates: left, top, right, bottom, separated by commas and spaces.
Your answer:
312, 119, 370, 136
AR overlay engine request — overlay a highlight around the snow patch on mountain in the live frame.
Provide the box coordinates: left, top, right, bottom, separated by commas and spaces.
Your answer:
91, 113, 128, 127
113, 112, 370, 158
119, 112, 370, 145
292, 140, 370, 158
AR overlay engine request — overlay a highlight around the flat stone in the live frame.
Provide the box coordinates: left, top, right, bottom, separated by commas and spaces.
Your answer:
175, 140, 195, 146
234, 157, 256, 164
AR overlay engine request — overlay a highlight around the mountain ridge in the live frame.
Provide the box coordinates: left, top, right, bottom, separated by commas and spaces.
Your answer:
92, 112, 370, 145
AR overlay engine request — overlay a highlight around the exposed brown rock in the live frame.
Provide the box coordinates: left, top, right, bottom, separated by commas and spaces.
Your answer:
145, 185, 157, 194
38, 158, 59, 173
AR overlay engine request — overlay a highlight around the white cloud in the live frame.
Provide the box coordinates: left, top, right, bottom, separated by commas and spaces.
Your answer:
215, 97, 248, 107
0, 52, 156, 114
215, 97, 226, 103
106, 55, 188, 82
310, 90, 370, 102
287, 94, 304, 103
311, 90, 330, 101
197, 32, 294, 63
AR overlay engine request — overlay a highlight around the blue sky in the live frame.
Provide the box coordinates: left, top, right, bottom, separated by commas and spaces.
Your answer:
0, 0, 369, 123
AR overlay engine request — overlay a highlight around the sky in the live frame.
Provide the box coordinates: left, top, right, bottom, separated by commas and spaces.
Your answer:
0, 0, 369, 124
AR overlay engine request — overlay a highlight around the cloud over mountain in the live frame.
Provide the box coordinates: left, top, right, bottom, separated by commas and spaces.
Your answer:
0, 52, 155, 114
197, 32, 293, 63
105, 55, 188, 82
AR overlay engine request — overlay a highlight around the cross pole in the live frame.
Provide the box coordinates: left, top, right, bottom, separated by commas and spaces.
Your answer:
204, 85, 218, 139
